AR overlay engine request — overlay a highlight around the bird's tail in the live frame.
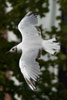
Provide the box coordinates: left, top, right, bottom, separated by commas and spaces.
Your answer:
42, 38, 60, 54
24, 77, 36, 91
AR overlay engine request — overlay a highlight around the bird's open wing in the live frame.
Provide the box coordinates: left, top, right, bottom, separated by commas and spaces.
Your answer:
19, 49, 41, 90
18, 12, 38, 37
18, 12, 42, 50
18, 12, 42, 90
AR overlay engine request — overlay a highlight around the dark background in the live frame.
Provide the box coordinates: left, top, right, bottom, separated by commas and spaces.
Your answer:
0, 0, 67, 100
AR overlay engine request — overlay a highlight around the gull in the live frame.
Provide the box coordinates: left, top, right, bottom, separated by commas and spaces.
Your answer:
8, 12, 60, 90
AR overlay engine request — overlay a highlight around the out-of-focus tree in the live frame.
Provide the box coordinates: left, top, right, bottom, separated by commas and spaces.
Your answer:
58, 0, 67, 100
0, 0, 67, 100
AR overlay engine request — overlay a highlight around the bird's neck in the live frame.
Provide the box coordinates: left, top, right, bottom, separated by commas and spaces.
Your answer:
17, 42, 22, 52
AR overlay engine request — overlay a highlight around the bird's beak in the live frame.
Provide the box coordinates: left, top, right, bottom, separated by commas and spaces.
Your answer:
6, 51, 11, 54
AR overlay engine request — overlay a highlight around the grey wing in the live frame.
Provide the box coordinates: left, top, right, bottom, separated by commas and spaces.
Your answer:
18, 12, 38, 35
19, 49, 41, 90
26, 12, 38, 26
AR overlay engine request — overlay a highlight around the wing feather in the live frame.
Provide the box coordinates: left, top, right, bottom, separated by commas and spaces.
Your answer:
19, 49, 41, 90
24, 78, 36, 90
18, 12, 38, 37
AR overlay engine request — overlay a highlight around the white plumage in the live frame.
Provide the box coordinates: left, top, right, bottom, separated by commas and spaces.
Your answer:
10, 12, 60, 90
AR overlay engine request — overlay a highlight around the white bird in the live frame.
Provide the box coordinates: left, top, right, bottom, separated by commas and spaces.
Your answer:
9, 12, 60, 90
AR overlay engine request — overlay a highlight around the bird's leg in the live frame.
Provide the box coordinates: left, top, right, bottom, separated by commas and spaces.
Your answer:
35, 26, 41, 36
37, 49, 42, 58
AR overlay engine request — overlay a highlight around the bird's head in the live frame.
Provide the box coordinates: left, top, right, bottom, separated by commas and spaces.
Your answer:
6, 43, 22, 54
7, 46, 17, 54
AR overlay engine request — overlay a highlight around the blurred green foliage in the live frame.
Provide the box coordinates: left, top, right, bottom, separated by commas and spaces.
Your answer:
0, 0, 67, 100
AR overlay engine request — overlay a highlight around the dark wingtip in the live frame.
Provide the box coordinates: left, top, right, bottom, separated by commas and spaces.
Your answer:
26, 11, 37, 17
27, 12, 33, 16
24, 77, 36, 91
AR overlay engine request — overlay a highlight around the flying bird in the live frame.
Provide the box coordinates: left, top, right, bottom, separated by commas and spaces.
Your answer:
9, 12, 60, 90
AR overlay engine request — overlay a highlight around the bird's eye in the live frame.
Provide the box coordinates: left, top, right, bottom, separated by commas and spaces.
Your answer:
12, 48, 14, 51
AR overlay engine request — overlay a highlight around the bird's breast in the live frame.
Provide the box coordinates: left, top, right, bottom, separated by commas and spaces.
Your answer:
22, 39, 42, 52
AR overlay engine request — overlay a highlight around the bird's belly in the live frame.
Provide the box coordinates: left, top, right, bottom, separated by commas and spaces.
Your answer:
22, 34, 42, 52
22, 40, 41, 51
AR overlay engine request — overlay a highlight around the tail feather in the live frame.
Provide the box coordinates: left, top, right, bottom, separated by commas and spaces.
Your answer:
42, 38, 60, 54
24, 77, 36, 91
